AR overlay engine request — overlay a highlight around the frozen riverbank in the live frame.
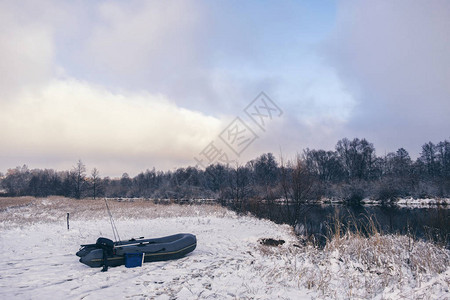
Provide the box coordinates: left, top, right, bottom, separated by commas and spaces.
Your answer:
0, 198, 448, 299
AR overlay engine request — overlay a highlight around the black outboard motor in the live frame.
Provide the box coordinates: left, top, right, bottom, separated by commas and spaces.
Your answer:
76, 237, 115, 257
95, 237, 114, 272
96, 237, 114, 251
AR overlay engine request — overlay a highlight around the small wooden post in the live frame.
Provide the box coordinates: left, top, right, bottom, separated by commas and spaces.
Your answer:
67, 213, 70, 231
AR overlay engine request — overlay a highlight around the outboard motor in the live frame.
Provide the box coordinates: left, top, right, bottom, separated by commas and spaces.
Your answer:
96, 237, 114, 253
76, 237, 114, 257
96, 237, 114, 272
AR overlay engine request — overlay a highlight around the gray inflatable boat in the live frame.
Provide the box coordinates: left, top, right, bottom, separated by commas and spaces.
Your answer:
76, 233, 196, 268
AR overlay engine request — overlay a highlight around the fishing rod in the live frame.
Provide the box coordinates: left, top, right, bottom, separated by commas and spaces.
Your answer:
104, 198, 121, 242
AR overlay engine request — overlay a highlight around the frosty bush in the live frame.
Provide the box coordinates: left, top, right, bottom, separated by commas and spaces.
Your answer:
258, 230, 449, 299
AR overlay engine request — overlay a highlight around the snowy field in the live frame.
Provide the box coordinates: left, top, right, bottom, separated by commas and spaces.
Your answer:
0, 197, 449, 299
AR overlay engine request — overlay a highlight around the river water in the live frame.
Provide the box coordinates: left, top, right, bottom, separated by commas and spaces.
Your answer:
235, 202, 449, 248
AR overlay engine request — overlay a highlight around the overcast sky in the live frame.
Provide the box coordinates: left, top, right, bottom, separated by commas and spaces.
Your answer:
1, 0, 449, 177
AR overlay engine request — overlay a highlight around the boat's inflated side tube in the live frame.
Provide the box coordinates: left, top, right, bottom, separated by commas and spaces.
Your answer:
76, 245, 96, 257
76, 237, 115, 268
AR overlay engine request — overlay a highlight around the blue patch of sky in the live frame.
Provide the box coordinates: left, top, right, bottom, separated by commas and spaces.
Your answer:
51, 1, 349, 123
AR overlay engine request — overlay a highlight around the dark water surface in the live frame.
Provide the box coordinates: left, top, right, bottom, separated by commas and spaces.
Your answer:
237, 202, 449, 248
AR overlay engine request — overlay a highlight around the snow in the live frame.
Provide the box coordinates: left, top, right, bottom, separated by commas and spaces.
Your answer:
319, 197, 450, 207
0, 199, 309, 299
0, 198, 449, 299
396, 197, 450, 207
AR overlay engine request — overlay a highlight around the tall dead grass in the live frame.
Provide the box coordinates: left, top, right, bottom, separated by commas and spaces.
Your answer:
0, 197, 230, 228
0, 196, 35, 210
258, 213, 450, 299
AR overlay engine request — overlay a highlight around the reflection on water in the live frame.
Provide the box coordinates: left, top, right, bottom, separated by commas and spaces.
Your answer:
237, 202, 450, 248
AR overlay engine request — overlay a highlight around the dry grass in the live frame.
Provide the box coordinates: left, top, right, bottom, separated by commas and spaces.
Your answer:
256, 214, 450, 299
0, 197, 230, 228
0, 196, 36, 210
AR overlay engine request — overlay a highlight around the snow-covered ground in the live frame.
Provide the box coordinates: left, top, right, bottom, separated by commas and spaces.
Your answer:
0, 198, 449, 299
320, 197, 450, 207
396, 197, 450, 207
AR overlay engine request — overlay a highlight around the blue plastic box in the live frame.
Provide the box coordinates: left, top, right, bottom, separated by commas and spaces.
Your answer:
124, 253, 144, 268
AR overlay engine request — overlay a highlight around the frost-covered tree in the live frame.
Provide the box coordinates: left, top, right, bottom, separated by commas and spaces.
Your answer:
436, 140, 450, 178
304, 149, 346, 182
420, 142, 438, 178
336, 138, 376, 180
393, 148, 412, 176
280, 155, 318, 226
72, 160, 86, 199
91, 168, 101, 199
2, 165, 31, 196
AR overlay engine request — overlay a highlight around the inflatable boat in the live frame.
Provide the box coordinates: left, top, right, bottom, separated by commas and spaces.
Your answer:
76, 233, 196, 268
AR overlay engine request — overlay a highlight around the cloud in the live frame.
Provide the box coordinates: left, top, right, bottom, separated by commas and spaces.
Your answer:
4, 0, 447, 176
324, 0, 450, 153
0, 1, 55, 99
0, 1, 226, 176
0, 79, 222, 176
86, 1, 205, 78
75, 0, 222, 112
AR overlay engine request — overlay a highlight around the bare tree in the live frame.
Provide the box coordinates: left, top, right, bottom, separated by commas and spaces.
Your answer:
91, 168, 101, 199
2, 165, 31, 196
227, 163, 252, 212
280, 155, 317, 226
252, 153, 278, 200
420, 142, 438, 178
336, 138, 376, 180
72, 160, 86, 199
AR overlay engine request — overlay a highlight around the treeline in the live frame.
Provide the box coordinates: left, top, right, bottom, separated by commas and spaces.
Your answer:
1, 138, 449, 204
